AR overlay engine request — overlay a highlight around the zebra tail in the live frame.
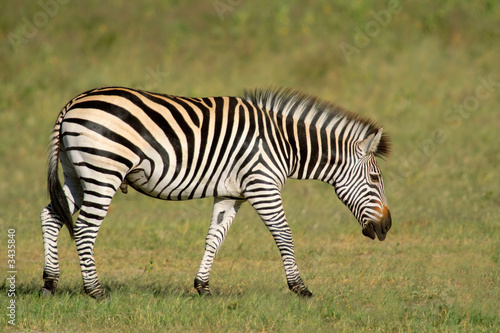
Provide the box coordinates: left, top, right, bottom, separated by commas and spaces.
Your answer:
47, 106, 75, 240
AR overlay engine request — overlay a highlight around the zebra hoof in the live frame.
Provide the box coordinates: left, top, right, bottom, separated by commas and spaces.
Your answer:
85, 287, 105, 300
198, 289, 212, 297
289, 283, 313, 297
194, 278, 211, 296
297, 288, 313, 297
39, 287, 55, 298
96, 292, 111, 304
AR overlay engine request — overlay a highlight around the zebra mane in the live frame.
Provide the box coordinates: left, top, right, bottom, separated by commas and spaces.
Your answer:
243, 87, 391, 158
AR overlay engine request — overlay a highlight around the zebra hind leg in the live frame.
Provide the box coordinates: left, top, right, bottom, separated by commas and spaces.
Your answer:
195, 197, 244, 296
40, 204, 64, 297
73, 191, 117, 299
40, 153, 83, 297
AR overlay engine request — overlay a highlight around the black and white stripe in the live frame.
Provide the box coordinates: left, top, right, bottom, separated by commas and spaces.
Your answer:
40, 87, 391, 298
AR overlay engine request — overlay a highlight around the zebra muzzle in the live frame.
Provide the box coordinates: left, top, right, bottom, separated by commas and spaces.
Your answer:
363, 208, 392, 241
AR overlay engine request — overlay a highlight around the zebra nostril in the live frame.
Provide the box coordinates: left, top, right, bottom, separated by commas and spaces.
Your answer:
383, 210, 392, 232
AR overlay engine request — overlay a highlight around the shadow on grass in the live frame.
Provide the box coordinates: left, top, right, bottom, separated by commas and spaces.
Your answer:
0, 276, 228, 299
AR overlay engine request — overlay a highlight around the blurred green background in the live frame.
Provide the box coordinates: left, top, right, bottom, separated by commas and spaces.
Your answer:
1, 1, 499, 331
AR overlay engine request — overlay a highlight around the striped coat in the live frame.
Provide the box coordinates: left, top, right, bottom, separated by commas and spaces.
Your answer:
41, 87, 391, 298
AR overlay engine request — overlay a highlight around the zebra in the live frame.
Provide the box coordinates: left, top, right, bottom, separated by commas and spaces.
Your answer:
40, 86, 391, 299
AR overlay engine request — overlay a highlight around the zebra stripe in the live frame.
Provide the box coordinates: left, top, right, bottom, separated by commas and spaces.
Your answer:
40, 87, 391, 298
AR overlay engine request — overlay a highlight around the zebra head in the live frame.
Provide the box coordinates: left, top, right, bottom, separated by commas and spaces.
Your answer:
334, 127, 391, 241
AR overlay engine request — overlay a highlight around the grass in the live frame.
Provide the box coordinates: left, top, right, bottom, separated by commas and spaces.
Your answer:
1, 0, 499, 331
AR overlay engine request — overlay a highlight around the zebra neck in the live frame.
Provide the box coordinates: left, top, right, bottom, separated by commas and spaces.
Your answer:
243, 87, 380, 183
283, 112, 370, 183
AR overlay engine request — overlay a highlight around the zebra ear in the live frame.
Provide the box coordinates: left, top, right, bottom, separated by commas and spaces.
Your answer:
359, 128, 384, 154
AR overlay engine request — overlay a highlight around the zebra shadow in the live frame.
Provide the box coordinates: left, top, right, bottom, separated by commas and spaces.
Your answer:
2, 278, 246, 299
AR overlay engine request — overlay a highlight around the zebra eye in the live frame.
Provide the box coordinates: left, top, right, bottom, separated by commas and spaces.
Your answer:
369, 173, 380, 183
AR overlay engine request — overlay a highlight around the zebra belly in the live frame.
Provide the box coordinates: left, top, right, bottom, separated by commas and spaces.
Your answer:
126, 169, 244, 201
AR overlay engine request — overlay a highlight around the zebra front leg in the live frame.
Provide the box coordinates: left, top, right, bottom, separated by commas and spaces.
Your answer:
40, 205, 64, 297
195, 197, 244, 296
246, 191, 312, 297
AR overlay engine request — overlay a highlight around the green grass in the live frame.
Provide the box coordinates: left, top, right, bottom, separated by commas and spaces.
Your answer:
1, 0, 499, 331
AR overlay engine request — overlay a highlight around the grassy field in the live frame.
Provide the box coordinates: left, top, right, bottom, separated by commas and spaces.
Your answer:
1, 0, 499, 331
